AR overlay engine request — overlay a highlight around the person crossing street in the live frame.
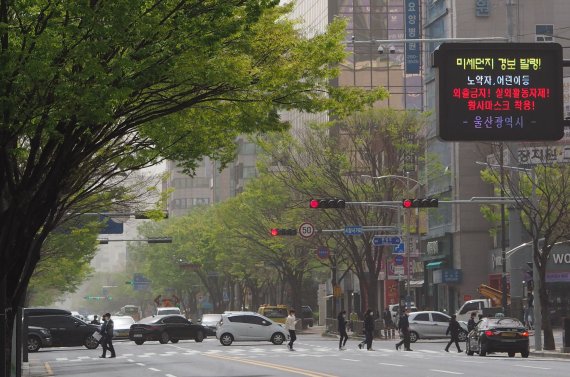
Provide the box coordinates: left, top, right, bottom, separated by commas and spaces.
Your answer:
358, 309, 375, 351
99, 313, 116, 358
337, 310, 349, 350
285, 309, 299, 351
395, 308, 412, 351
445, 314, 463, 353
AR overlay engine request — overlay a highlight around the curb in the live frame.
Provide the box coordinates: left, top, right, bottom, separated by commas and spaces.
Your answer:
530, 351, 570, 359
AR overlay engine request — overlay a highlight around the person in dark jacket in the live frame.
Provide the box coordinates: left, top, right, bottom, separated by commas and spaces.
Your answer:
337, 310, 348, 350
99, 313, 116, 358
358, 309, 375, 351
395, 308, 412, 351
445, 314, 463, 353
467, 312, 477, 332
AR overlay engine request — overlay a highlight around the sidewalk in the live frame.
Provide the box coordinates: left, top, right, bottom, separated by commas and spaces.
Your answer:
22, 358, 51, 377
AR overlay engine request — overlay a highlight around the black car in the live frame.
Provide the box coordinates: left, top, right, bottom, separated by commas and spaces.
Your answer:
129, 315, 206, 345
25, 308, 100, 349
198, 314, 222, 336
26, 326, 52, 352
301, 306, 314, 327
466, 317, 529, 358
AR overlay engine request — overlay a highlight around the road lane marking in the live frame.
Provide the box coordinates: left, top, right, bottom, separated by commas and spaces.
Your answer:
136, 363, 146, 366
165, 375, 177, 377
514, 364, 551, 370
55, 358, 68, 361
341, 358, 360, 362
127, 359, 135, 362
429, 370, 463, 375
379, 363, 404, 367
148, 367, 161, 372
205, 354, 338, 377
44, 362, 54, 376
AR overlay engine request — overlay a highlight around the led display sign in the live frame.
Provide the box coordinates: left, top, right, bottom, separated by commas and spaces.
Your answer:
434, 43, 563, 141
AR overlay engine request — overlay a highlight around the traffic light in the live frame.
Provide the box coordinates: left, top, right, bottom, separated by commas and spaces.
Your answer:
309, 198, 346, 209
270, 228, 297, 236
402, 198, 439, 208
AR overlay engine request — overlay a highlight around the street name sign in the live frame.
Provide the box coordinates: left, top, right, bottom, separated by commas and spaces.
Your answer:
344, 226, 363, 236
372, 235, 402, 246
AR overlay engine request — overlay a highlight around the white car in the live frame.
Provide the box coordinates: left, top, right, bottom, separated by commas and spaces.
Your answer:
389, 304, 418, 324
216, 312, 288, 346
407, 311, 468, 343
155, 307, 181, 316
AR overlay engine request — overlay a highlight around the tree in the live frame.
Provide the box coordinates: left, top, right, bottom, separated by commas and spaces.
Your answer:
258, 108, 427, 314
0, 1, 384, 370
480, 145, 570, 350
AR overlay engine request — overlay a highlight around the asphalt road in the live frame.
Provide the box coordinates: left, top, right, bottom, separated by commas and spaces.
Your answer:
28, 334, 569, 377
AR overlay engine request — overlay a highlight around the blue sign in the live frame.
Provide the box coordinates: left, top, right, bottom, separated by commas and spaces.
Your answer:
373, 236, 401, 246
393, 243, 405, 254
317, 247, 330, 259
344, 226, 363, 236
405, 0, 420, 74
133, 273, 151, 291
394, 255, 404, 265
442, 269, 462, 284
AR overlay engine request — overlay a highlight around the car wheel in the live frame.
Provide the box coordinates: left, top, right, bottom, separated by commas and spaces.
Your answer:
271, 332, 285, 345
159, 332, 169, 344
458, 331, 468, 342
309, 323, 313, 328
27, 336, 41, 353
134, 339, 145, 345
478, 341, 487, 357
195, 331, 204, 343
521, 350, 529, 358
84, 335, 99, 350
170, 339, 179, 343
220, 333, 233, 346
409, 331, 419, 343
508, 351, 515, 358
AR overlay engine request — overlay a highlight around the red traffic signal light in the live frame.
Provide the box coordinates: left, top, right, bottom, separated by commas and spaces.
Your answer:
270, 228, 297, 236
309, 198, 346, 209
402, 198, 439, 208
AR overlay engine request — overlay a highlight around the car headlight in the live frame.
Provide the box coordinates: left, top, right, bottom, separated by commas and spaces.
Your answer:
40, 329, 50, 336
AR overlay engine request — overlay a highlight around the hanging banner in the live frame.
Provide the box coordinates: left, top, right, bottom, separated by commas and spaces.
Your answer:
405, 0, 421, 74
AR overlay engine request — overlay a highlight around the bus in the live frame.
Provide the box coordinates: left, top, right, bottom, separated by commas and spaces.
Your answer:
118, 305, 142, 321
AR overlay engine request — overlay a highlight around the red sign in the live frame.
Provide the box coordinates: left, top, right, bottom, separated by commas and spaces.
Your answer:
463, 295, 472, 302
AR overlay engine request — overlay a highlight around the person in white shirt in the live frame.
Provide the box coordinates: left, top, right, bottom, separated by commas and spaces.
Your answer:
285, 309, 298, 351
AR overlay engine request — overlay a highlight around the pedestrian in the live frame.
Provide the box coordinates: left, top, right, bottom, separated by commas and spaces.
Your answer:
90, 315, 100, 325
467, 312, 477, 332
358, 309, 375, 351
382, 307, 393, 338
99, 313, 116, 358
337, 310, 348, 350
445, 314, 463, 353
285, 309, 299, 351
395, 308, 412, 351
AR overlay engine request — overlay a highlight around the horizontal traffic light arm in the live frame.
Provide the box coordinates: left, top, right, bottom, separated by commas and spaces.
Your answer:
270, 228, 297, 236
308, 197, 518, 207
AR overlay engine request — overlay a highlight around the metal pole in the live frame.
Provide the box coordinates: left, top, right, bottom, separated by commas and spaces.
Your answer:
530, 170, 542, 351
500, 144, 508, 315
406, 172, 411, 304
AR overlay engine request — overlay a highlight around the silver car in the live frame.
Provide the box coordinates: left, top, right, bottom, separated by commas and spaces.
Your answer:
407, 311, 468, 343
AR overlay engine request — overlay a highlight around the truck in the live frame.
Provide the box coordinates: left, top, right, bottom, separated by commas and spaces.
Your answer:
455, 284, 509, 322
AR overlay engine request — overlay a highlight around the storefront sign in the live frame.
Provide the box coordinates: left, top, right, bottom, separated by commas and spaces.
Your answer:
475, 0, 490, 17
405, 0, 420, 74
442, 269, 462, 284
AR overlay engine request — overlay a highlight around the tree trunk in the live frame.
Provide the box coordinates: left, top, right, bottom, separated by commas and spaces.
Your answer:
539, 282, 555, 350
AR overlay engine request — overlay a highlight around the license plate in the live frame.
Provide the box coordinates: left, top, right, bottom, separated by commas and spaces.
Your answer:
133, 334, 143, 338
501, 332, 516, 337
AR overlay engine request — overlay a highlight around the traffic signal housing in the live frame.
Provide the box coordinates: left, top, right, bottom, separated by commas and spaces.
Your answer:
402, 198, 439, 208
270, 228, 297, 236
309, 198, 346, 209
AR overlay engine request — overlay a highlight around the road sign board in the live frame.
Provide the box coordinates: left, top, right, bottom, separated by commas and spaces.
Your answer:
394, 266, 405, 275
316, 247, 330, 259
298, 222, 316, 239
394, 255, 404, 265
393, 243, 405, 254
344, 226, 363, 236
372, 235, 401, 246
333, 285, 342, 298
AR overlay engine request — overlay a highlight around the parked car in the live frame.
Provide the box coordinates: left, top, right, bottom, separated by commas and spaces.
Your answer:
129, 315, 206, 345
466, 317, 529, 358
112, 316, 136, 339
257, 305, 288, 324
26, 326, 52, 352
389, 303, 418, 324
199, 314, 222, 336
407, 311, 468, 343
155, 307, 182, 316
216, 312, 288, 346
25, 308, 99, 349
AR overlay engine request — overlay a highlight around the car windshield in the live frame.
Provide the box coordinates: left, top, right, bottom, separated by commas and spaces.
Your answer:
157, 309, 180, 315
264, 308, 287, 318
138, 316, 162, 324
491, 318, 524, 327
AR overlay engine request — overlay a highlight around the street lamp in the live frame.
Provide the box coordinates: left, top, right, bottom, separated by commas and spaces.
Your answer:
361, 174, 421, 307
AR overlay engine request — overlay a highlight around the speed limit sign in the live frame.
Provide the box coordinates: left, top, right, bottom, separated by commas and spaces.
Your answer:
298, 222, 316, 239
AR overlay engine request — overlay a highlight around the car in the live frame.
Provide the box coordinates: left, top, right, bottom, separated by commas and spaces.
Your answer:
129, 315, 206, 345
389, 304, 418, 324
466, 316, 529, 358
25, 309, 100, 349
26, 326, 52, 352
155, 307, 182, 316
257, 305, 288, 324
112, 316, 136, 339
198, 314, 222, 336
407, 311, 469, 343
216, 312, 288, 346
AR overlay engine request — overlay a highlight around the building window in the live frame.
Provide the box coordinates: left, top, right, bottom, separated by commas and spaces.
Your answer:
242, 166, 257, 179
536, 24, 554, 42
